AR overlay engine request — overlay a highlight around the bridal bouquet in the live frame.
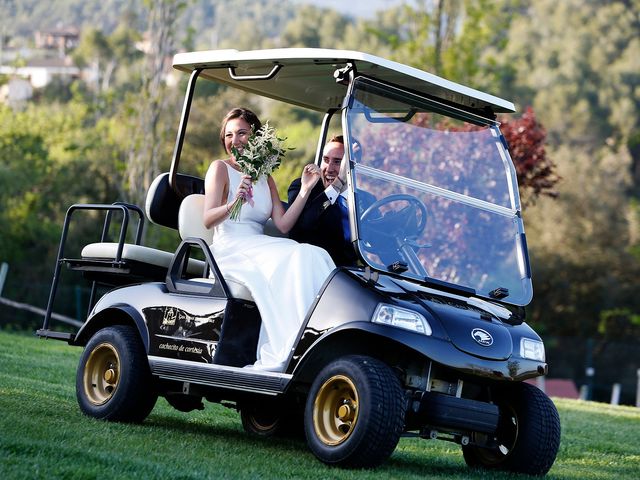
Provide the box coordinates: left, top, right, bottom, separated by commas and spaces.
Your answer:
228, 122, 291, 221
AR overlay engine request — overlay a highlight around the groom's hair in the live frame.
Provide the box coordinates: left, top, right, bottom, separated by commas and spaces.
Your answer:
219, 107, 262, 151
329, 134, 362, 162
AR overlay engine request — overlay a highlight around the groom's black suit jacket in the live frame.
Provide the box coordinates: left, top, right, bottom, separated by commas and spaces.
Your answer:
287, 179, 358, 267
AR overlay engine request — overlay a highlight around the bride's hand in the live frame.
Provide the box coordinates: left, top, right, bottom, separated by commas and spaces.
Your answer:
235, 175, 252, 201
301, 164, 320, 192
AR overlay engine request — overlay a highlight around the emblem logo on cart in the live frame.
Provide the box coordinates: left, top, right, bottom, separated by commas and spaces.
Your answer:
471, 328, 493, 346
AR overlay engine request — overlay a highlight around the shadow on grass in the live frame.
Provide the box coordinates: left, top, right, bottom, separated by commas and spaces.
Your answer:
145, 411, 308, 451
379, 456, 470, 478
79, 406, 567, 480
141, 411, 505, 478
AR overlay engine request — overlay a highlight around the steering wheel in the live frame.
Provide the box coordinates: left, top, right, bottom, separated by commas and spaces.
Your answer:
360, 194, 428, 237
358, 194, 429, 271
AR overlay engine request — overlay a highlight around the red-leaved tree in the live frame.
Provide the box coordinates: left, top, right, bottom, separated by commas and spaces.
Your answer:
500, 106, 559, 204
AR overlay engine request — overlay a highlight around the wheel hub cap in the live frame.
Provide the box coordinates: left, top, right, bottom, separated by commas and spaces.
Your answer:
313, 375, 359, 445
104, 368, 116, 384
83, 343, 121, 406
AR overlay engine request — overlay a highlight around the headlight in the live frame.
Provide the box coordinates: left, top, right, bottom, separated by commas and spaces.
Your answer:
520, 338, 545, 361
372, 304, 432, 335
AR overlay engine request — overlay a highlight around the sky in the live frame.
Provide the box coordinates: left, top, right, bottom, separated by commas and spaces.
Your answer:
290, 0, 414, 18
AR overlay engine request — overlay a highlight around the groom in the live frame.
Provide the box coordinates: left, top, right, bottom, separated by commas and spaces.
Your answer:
287, 135, 358, 267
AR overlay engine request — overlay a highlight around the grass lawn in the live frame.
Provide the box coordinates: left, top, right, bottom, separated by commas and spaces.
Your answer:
1, 329, 639, 479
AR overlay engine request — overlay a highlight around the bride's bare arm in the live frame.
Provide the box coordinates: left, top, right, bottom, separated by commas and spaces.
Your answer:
203, 161, 231, 229
268, 164, 320, 233
203, 161, 253, 229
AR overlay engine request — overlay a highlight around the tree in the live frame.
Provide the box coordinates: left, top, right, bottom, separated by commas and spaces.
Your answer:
280, 5, 349, 49
498, 0, 640, 154
72, 13, 142, 93
72, 28, 111, 92
500, 107, 559, 204
124, 0, 186, 208
351, 0, 510, 89
492, 0, 640, 336
0, 99, 123, 320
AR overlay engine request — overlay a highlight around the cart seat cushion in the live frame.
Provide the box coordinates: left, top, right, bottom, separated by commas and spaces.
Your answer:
81, 243, 205, 276
188, 277, 253, 302
82, 242, 253, 301
177, 194, 214, 243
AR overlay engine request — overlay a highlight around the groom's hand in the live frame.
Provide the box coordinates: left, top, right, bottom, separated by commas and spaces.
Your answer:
301, 163, 321, 194
333, 154, 349, 193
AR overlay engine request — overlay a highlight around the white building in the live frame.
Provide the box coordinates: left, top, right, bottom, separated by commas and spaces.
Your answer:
0, 57, 80, 89
0, 77, 33, 107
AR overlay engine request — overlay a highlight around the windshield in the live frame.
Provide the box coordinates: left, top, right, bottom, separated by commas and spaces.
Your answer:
345, 78, 532, 306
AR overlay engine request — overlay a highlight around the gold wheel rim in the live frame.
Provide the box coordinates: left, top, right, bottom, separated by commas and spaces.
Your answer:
313, 375, 358, 445
83, 342, 120, 406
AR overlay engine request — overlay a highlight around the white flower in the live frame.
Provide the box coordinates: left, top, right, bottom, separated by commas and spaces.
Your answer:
228, 121, 293, 220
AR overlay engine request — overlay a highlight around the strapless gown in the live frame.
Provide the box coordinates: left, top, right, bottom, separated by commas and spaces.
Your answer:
209, 162, 336, 370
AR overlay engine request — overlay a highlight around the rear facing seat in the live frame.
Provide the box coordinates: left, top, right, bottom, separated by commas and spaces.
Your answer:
79, 242, 205, 277
77, 173, 286, 302
74, 173, 207, 284
45, 173, 279, 334
69, 174, 203, 286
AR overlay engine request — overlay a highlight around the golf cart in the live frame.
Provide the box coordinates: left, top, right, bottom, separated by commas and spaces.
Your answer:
38, 48, 560, 475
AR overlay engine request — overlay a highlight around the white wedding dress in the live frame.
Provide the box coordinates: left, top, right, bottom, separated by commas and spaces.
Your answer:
209, 162, 336, 371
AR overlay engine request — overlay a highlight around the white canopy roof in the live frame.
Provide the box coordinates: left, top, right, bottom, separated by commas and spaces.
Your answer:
172, 48, 515, 114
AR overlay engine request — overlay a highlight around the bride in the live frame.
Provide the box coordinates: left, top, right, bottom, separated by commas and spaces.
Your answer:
203, 107, 336, 371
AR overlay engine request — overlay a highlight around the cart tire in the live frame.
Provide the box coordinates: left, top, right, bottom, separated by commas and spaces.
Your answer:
165, 393, 204, 413
241, 406, 282, 437
240, 401, 303, 438
462, 382, 560, 476
76, 325, 157, 422
304, 355, 405, 468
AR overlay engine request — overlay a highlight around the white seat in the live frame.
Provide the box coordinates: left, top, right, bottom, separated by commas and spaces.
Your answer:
77, 181, 211, 285
81, 242, 206, 276
177, 194, 214, 244
79, 186, 209, 279
177, 194, 253, 302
